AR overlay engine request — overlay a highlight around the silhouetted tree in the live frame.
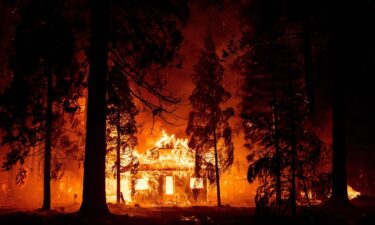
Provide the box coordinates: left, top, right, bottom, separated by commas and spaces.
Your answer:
235, 3, 328, 214
106, 63, 139, 204
240, 0, 320, 117
313, 1, 375, 206
0, 0, 82, 210
80, 0, 188, 215
235, 42, 287, 211
237, 44, 326, 215
186, 34, 234, 207
241, 0, 375, 208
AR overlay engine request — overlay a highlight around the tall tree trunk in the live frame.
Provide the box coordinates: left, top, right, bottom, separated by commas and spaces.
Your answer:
42, 70, 52, 210
79, 0, 109, 216
6, 167, 15, 205
299, 164, 311, 207
116, 108, 121, 204
290, 129, 297, 216
213, 120, 221, 207
288, 63, 297, 216
272, 77, 282, 205
331, 82, 348, 205
302, 17, 315, 118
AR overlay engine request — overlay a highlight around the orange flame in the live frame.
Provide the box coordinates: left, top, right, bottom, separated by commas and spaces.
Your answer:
347, 185, 360, 200
105, 130, 196, 204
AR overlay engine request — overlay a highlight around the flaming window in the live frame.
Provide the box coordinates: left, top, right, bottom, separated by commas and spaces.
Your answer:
135, 178, 149, 191
165, 176, 174, 195
190, 178, 204, 189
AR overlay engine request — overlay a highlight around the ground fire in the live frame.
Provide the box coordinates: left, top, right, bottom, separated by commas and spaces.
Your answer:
347, 185, 361, 200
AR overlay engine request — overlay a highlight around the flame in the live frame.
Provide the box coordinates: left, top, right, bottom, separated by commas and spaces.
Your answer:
165, 176, 174, 195
299, 185, 361, 205
104, 130, 252, 207
190, 177, 204, 189
347, 185, 360, 200
134, 130, 194, 171
105, 130, 196, 204
135, 178, 149, 191
154, 130, 189, 149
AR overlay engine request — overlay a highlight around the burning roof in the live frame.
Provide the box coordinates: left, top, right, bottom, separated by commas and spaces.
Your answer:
134, 131, 195, 171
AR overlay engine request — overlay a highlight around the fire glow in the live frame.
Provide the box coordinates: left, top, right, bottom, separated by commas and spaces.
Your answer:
135, 178, 149, 191
165, 176, 174, 195
190, 178, 204, 189
104, 130, 251, 206
105, 130, 199, 205
347, 185, 361, 200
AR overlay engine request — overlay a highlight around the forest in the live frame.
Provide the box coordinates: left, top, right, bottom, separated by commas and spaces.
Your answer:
0, 0, 374, 225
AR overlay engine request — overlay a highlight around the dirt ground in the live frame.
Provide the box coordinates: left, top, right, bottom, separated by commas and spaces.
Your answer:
1, 197, 375, 225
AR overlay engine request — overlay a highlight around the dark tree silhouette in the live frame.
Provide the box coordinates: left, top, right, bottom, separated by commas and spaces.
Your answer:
240, 0, 318, 117
237, 0, 363, 213
314, 1, 374, 206
0, 0, 82, 210
186, 34, 234, 207
80, 0, 188, 216
235, 2, 328, 214
79, 0, 110, 216
298, 0, 373, 206
237, 43, 326, 215
106, 63, 139, 205
235, 43, 286, 211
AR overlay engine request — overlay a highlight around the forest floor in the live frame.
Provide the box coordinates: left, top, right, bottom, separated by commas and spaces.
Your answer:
0, 197, 375, 225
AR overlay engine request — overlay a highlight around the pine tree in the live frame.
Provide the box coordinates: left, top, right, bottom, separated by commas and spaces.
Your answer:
106, 63, 139, 205
186, 34, 234, 207
235, 0, 332, 215
238, 0, 375, 209
0, 0, 83, 210
236, 27, 326, 217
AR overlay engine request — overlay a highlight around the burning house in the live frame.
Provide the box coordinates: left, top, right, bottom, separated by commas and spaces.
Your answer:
106, 131, 210, 206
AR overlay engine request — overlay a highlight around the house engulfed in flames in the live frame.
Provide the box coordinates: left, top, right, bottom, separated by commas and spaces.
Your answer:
105, 131, 250, 206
